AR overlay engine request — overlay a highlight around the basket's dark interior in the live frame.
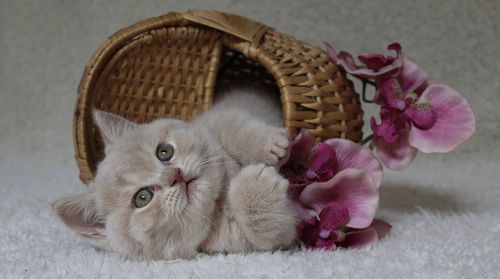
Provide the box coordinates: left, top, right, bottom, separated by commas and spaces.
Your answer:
215, 49, 281, 105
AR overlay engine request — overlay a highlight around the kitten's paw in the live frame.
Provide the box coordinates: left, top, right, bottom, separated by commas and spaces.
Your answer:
260, 128, 290, 166
229, 164, 297, 251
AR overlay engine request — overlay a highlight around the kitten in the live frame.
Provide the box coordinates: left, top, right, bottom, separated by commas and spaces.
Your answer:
53, 86, 299, 260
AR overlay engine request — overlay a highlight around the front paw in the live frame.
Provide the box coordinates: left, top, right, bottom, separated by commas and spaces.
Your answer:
229, 164, 297, 250
259, 128, 290, 166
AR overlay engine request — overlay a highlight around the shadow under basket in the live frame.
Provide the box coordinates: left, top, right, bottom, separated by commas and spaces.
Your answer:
74, 10, 364, 183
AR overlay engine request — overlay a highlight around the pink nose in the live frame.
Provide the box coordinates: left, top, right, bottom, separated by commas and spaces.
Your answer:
172, 169, 185, 185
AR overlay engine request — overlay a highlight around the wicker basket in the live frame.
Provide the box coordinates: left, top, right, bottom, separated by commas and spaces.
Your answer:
74, 10, 364, 183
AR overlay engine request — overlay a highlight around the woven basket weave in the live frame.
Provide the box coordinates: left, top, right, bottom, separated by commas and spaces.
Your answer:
74, 10, 364, 183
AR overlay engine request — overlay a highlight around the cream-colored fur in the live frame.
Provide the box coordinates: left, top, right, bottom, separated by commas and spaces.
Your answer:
53, 86, 299, 260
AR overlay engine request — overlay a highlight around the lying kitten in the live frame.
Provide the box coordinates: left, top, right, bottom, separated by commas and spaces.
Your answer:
53, 87, 299, 260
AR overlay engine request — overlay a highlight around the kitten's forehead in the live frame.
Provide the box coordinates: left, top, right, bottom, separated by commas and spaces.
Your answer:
144, 118, 187, 138
140, 118, 205, 149
108, 118, 195, 153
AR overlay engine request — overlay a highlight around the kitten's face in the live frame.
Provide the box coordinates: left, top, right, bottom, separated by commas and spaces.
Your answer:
54, 111, 235, 260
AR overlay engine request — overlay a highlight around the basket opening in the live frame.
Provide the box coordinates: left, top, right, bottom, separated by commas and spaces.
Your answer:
214, 48, 281, 107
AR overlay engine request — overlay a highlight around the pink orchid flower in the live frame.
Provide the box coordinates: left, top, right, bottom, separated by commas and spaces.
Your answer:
278, 129, 389, 249
278, 129, 383, 191
297, 168, 383, 250
325, 42, 403, 79
299, 201, 392, 250
279, 131, 337, 185
370, 80, 476, 170
326, 42, 428, 103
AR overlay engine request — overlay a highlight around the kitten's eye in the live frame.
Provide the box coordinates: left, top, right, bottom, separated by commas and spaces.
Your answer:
134, 188, 154, 208
156, 143, 174, 162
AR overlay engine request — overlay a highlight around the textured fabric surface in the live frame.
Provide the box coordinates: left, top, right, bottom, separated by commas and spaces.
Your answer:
0, 0, 499, 278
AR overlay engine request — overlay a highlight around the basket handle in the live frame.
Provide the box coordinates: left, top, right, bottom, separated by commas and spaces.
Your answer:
182, 10, 269, 44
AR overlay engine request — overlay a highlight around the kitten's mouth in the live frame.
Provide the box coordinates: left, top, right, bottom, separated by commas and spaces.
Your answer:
172, 171, 198, 199
183, 178, 197, 198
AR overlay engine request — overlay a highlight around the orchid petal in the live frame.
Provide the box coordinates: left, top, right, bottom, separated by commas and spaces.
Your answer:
314, 239, 336, 250
309, 143, 337, 182
298, 217, 320, 247
277, 128, 316, 180
275, 150, 291, 170
372, 130, 418, 170
284, 129, 315, 165
387, 42, 402, 52
405, 103, 437, 130
344, 68, 401, 80
370, 116, 400, 143
299, 168, 379, 229
358, 54, 393, 70
370, 219, 392, 239
337, 51, 360, 72
357, 43, 400, 71
342, 228, 379, 248
288, 184, 307, 202
399, 58, 428, 95
378, 78, 406, 109
325, 43, 360, 73
325, 43, 403, 79
318, 202, 349, 229
363, 42, 403, 78
324, 138, 383, 188
341, 219, 391, 248
289, 184, 320, 221
408, 82, 476, 153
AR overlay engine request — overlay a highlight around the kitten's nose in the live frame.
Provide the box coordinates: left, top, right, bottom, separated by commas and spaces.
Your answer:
162, 168, 193, 187
172, 169, 185, 185
161, 167, 182, 187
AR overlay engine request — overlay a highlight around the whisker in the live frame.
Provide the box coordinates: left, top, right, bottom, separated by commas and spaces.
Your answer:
200, 153, 238, 164
201, 162, 238, 167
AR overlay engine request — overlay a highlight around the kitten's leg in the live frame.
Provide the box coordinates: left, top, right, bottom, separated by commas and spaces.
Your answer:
199, 109, 289, 165
228, 164, 299, 251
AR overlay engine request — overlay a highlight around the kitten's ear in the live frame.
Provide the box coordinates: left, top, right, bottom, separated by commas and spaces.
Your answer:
52, 192, 106, 239
93, 110, 136, 145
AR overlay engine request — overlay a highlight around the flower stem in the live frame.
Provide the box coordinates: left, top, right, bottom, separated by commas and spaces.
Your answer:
362, 81, 375, 103
360, 134, 374, 146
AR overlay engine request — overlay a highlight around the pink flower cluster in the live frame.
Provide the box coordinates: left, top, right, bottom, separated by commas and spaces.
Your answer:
278, 130, 391, 250
276, 42, 476, 251
326, 43, 476, 170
